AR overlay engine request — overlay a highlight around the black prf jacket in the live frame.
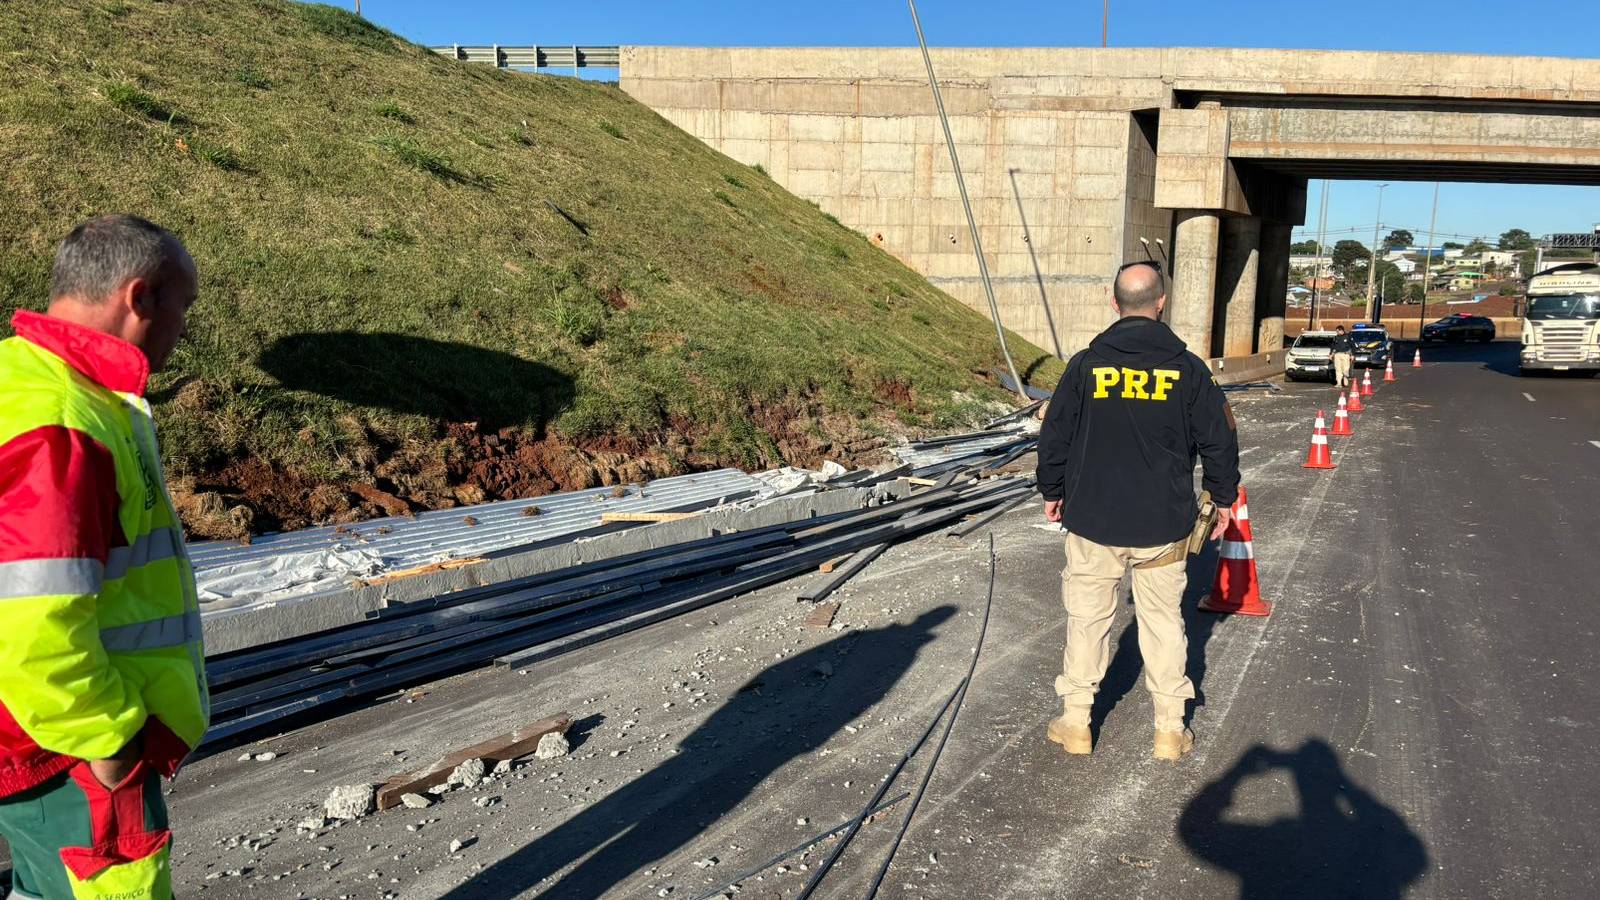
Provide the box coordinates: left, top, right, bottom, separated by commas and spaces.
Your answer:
1036, 316, 1240, 548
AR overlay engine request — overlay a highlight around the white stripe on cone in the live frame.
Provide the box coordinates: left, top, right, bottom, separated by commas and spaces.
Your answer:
1237, 503, 1249, 522
1311, 434, 1328, 445
1219, 540, 1254, 560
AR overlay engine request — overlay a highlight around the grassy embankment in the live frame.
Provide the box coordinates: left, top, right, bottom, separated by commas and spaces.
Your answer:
0, 1, 1059, 535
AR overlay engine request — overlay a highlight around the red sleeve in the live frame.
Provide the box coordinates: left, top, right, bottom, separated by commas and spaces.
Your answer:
0, 426, 124, 566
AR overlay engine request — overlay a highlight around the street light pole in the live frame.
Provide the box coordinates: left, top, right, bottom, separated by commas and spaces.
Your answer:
1365, 183, 1389, 317
1419, 182, 1439, 339
908, 0, 1025, 400
1310, 180, 1330, 330
1102, 0, 1109, 47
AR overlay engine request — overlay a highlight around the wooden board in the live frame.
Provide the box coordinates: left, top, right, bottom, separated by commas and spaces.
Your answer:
376, 713, 571, 810
805, 601, 840, 629
359, 557, 485, 587
599, 512, 701, 524
818, 554, 852, 574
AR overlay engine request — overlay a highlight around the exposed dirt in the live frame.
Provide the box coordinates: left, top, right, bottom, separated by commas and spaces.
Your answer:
168, 403, 897, 538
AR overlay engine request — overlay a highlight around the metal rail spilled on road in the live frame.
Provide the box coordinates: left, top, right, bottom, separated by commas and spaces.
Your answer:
201, 443, 1039, 748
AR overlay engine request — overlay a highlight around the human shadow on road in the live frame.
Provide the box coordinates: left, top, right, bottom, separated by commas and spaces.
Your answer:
1090, 543, 1221, 736
1178, 739, 1429, 899
1182, 541, 1223, 713
439, 605, 958, 900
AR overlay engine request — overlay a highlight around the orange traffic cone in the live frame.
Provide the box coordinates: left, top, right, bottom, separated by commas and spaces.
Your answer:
1347, 382, 1365, 413
1384, 358, 1396, 382
1302, 412, 1335, 470
1330, 395, 1354, 436
1200, 486, 1271, 616
1360, 370, 1374, 397
1412, 348, 1423, 368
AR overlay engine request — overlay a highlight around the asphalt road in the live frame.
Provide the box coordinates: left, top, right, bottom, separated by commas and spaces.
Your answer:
155, 340, 1600, 899
865, 340, 1600, 900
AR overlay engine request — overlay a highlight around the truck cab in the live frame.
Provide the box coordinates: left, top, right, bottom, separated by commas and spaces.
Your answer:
1521, 263, 1600, 375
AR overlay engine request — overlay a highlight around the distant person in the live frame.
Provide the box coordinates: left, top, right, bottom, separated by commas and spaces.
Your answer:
1035, 261, 1240, 761
0, 215, 208, 898
1331, 324, 1355, 387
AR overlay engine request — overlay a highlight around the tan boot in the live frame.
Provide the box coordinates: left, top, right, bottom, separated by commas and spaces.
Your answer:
1153, 728, 1195, 761
1047, 717, 1093, 755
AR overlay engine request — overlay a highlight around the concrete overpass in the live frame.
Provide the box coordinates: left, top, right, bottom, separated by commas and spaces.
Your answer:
619, 47, 1600, 358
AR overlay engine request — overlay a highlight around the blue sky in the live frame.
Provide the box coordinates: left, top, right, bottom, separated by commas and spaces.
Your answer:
342, 0, 1600, 246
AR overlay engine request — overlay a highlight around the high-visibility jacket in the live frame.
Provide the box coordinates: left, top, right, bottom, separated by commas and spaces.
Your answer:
0, 310, 209, 798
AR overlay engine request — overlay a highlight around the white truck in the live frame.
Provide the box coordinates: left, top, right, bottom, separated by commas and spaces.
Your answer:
1520, 262, 1600, 375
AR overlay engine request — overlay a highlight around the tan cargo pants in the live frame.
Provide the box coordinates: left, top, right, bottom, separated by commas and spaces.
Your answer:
1333, 351, 1354, 387
1057, 533, 1194, 733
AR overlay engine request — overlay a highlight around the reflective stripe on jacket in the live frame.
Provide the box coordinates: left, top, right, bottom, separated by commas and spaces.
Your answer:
0, 310, 208, 797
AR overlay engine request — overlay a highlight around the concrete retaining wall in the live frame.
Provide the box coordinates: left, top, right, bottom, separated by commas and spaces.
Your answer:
1209, 349, 1286, 385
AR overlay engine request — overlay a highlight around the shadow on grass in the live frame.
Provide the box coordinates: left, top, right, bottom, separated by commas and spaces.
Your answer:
1179, 739, 1428, 899
260, 332, 574, 433
437, 606, 958, 900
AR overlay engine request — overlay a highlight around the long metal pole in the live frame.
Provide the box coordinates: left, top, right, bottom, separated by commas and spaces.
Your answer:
1102, 0, 1109, 47
1419, 182, 1439, 339
1008, 169, 1064, 359
1365, 183, 1388, 310
909, 0, 1026, 400
1311, 180, 1329, 329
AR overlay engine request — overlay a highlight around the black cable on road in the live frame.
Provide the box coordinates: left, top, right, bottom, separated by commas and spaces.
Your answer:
686, 792, 912, 900
861, 533, 997, 899
792, 679, 966, 900
795, 533, 998, 900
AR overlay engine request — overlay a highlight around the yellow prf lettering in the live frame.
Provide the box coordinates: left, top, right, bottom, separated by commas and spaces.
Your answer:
1151, 368, 1181, 400
1121, 368, 1150, 399
1092, 366, 1120, 398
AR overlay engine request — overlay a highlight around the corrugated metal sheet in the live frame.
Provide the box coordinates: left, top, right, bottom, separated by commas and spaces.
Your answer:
188, 468, 770, 574
890, 426, 1032, 469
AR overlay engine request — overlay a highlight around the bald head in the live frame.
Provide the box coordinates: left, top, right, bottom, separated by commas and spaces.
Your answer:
1113, 262, 1165, 318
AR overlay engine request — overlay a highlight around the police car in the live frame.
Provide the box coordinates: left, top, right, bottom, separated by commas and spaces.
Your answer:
1349, 323, 1391, 369
1286, 330, 1337, 382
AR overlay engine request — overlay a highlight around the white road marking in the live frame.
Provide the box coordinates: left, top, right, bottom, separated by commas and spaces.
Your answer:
1523, 392, 1536, 402
1591, 441, 1600, 450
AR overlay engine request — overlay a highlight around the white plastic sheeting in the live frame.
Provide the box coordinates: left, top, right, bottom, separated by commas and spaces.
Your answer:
188, 468, 773, 611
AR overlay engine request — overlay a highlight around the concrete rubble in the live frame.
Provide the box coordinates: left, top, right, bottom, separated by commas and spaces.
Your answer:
322, 784, 374, 821
535, 731, 571, 759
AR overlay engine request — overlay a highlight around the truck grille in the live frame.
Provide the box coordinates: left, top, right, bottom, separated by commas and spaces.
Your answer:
1537, 323, 1590, 361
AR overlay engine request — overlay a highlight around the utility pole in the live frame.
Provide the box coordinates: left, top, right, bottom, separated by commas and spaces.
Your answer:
354, 0, 361, 15
908, 0, 1026, 400
1311, 180, 1330, 329
1419, 182, 1439, 339
1365, 183, 1389, 315
1102, 0, 1109, 47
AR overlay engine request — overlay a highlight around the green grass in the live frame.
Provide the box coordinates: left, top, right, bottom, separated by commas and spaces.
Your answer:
293, 2, 400, 52
372, 101, 414, 124
188, 138, 243, 171
230, 67, 270, 90
373, 133, 462, 180
0, 0, 1058, 527
104, 80, 176, 122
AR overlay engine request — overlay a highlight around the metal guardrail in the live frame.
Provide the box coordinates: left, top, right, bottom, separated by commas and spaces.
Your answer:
429, 44, 620, 70
1541, 232, 1600, 249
